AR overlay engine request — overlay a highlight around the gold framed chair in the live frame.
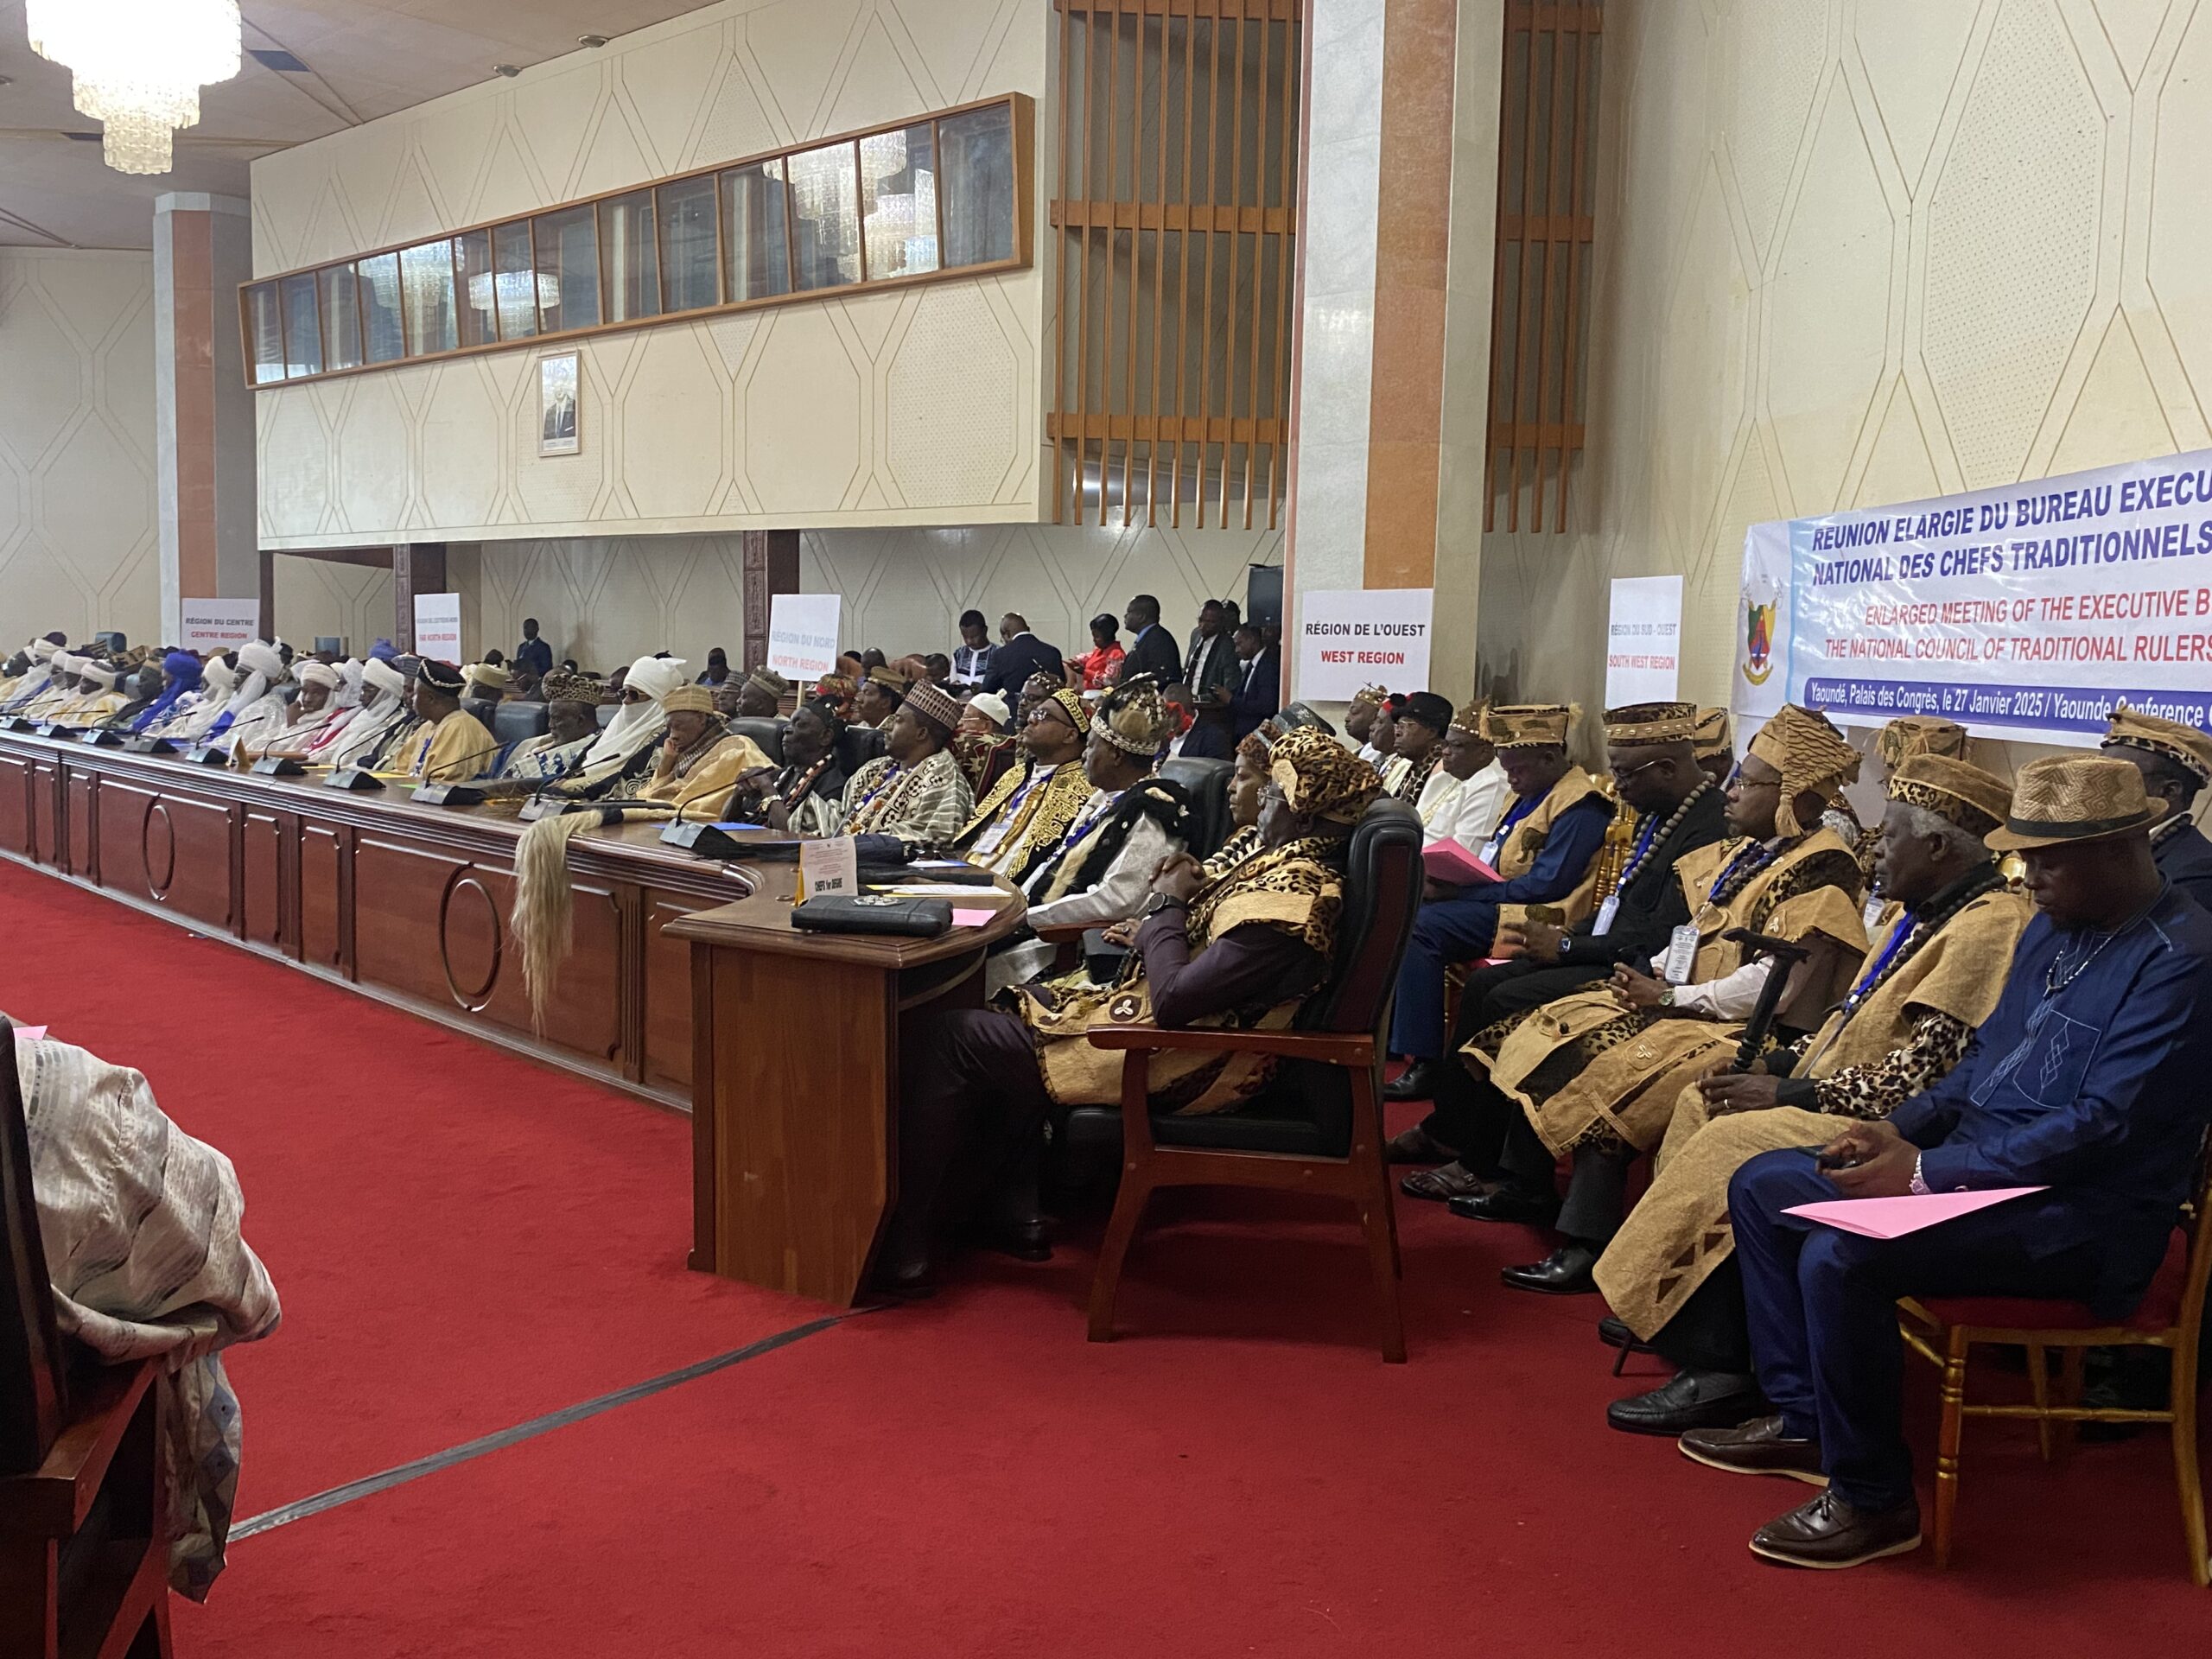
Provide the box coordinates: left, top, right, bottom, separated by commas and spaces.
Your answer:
1897, 1149, 2212, 1585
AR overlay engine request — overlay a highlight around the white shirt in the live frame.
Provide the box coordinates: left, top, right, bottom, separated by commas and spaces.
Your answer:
1188, 633, 1224, 688
1646, 838, 1846, 1022
1418, 760, 1511, 852
988, 791, 1181, 995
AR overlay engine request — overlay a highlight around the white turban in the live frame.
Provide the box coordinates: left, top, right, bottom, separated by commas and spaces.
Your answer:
624, 655, 689, 703
51, 652, 81, 677
335, 658, 365, 709
29, 638, 56, 663
297, 660, 340, 691
361, 658, 406, 702
201, 658, 236, 696
81, 663, 119, 691
236, 640, 286, 681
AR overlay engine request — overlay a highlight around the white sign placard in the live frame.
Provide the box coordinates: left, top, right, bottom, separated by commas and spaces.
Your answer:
767, 593, 843, 682
179, 599, 261, 653
1605, 575, 1684, 704
1294, 588, 1433, 702
412, 592, 463, 665
798, 835, 858, 900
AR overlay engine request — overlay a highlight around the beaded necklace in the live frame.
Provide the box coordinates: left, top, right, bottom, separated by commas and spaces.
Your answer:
1705, 835, 1784, 908
1613, 779, 1712, 893
776, 753, 835, 810
2045, 893, 2160, 996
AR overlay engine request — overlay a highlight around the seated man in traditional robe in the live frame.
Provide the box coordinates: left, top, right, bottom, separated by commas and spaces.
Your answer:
1687, 754, 2212, 1570
484, 671, 601, 789
1458, 705, 1868, 1294
542, 655, 689, 800
841, 678, 974, 842
309, 656, 409, 766
12, 1023, 282, 1597
852, 664, 906, 728
49, 659, 128, 726
951, 684, 1093, 883
391, 658, 500, 783
1595, 754, 2030, 1434
1384, 692, 1452, 804
157, 653, 239, 742
1341, 683, 1387, 765
21, 649, 86, 719
633, 684, 773, 820
730, 700, 849, 836
877, 726, 1381, 1290
952, 691, 1020, 796
1416, 701, 1510, 852
238, 658, 340, 759
2102, 705, 2212, 909
205, 639, 293, 752
988, 675, 1188, 992
0, 632, 66, 707
1386, 702, 1612, 1122
724, 666, 789, 721
97, 660, 168, 730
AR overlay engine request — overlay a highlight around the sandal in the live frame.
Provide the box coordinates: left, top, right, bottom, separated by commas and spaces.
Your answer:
1399, 1160, 1497, 1203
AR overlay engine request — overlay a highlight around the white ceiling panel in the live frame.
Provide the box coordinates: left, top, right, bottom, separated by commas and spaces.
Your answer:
0, 1, 721, 250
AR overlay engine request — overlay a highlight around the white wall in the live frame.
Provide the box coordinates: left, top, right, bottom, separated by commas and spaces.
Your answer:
250, 0, 1046, 550
0, 251, 161, 648
1478, 0, 2212, 786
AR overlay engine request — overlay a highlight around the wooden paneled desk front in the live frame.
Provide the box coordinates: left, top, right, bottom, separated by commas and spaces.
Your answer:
665, 859, 1027, 1306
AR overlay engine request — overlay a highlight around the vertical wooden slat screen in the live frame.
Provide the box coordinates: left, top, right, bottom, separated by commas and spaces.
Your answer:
1048, 0, 1301, 530
1484, 0, 1604, 533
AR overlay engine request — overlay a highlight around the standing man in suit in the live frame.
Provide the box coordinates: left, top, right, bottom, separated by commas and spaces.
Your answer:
1122, 594, 1183, 688
514, 619, 553, 679
1227, 622, 1280, 742
1180, 599, 1239, 759
1688, 753, 2212, 1569
982, 613, 1064, 696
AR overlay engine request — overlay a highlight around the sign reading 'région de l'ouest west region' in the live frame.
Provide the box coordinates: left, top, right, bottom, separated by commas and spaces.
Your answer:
1295, 588, 1433, 702
1732, 446, 2212, 748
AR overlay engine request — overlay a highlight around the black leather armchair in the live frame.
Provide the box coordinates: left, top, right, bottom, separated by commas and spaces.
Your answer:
1160, 755, 1232, 858
728, 716, 786, 762
1071, 796, 1425, 1360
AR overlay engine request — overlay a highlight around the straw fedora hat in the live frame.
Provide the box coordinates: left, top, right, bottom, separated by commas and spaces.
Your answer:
1984, 753, 2168, 851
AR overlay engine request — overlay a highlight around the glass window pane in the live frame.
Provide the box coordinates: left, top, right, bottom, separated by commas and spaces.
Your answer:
657, 175, 720, 312
720, 160, 791, 302
598, 190, 661, 322
534, 206, 601, 334
279, 272, 322, 378
454, 228, 496, 348
492, 221, 540, 340
357, 253, 404, 363
939, 103, 1015, 268
317, 265, 362, 371
860, 124, 938, 283
246, 283, 285, 385
398, 240, 459, 357
786, 141, 861, 291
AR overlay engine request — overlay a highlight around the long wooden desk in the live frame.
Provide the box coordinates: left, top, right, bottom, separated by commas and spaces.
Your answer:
666, 866, 1028, 1306
0, 731, 752, 1108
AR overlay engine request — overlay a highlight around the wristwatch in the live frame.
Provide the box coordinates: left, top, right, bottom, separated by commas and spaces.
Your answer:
1657, 986, 1676, 1007
1909, 1154, 1930, 1197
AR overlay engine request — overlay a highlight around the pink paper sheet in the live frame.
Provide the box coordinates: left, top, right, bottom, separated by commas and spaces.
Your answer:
951, 909, 995, 927
1783, 1186, 2045, 1240
11, 1025, 46, 1042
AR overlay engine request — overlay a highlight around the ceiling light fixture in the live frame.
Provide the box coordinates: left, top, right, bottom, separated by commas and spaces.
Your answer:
25, 0, 242, 176
493, 63, 522, 79
578, 35, 609, 48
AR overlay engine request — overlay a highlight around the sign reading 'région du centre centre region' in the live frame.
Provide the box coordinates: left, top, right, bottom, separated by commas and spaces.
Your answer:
1734, 446, 2212, 747
1295, 589, 1434, 702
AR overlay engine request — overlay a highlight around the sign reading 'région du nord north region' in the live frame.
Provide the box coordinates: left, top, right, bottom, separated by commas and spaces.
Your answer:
1295, 588, 1433, 702
1732, 446, 2212, 748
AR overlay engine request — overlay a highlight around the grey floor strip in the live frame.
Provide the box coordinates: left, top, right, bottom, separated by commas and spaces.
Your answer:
231, 1313, 847, 1542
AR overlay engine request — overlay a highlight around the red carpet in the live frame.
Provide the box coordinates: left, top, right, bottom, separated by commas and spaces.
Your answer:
3, 860, 2207, 1656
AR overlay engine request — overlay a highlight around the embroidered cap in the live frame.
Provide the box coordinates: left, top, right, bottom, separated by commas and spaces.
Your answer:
2101, 706, 2212, 789
1887, 753, 2012, 837
1269, 724, 1382, 823
1876, 714, 1969, 771
1485, 702, 1576, 749
661, 684, 716, 715
903, 677, 963, 736
1984, 753, 2168, 851
1092, 674, 1177, 755
1602, 701, 1701, 745
1693, 706, 1732, 762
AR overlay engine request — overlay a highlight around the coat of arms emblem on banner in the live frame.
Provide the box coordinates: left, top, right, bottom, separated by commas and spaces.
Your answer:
1741, 573, 1779, 686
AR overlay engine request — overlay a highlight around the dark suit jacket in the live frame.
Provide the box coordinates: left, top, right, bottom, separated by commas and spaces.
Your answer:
1183, 629, 1239, 705
981, 632, 1065, 696
2155, 822, 2212, 912
1558, 787, 1729, 969
514, 638, 553, 677
1228, 646, 1281, 741
1122, 623, 1182, 688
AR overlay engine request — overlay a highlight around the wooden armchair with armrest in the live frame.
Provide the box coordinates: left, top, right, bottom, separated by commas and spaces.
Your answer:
1068, 798, 1425, 1362
0, 1020, 173, 1658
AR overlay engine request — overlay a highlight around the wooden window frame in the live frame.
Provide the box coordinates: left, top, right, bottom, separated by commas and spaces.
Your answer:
238, 93, 1033, 391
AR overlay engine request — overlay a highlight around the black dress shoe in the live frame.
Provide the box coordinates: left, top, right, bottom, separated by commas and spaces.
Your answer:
1446, 1186, 1561, 1227
1598, 1315, 1636, 1350
1382, 1061, 1441, 1103
1606, 1369, 1765, 1436
1501, 1243, 1599, 1294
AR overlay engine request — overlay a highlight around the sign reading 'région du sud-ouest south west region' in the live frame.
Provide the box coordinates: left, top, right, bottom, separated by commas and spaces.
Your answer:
1295, 588, 1433, 702
1732, 446, 2212, 748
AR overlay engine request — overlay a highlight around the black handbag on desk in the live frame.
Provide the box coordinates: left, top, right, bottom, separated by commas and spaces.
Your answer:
790, 895, 952, 938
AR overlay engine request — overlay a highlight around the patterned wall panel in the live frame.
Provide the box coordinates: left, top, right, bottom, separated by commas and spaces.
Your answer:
250, 0, 1043, 550
1478, 0, 2212, 731
0, 251, 160, 648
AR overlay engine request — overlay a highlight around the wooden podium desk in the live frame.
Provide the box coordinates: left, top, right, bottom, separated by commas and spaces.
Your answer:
665, 861, 1027, 1306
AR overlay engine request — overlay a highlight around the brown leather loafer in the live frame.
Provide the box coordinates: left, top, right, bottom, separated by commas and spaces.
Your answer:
1677, 1414, 1827, 1485
1749, 1491, 1922, 1570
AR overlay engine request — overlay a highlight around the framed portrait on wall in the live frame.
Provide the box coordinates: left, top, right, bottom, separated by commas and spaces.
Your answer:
539, 352, 581, 456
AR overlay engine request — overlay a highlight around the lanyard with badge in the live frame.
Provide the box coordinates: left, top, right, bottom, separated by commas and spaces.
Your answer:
1480, 794, 1539, 869
1592, 815, 1659, 937
1660, 842, 1770, 983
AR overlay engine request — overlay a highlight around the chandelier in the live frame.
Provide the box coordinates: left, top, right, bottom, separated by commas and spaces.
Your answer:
26, 0, 243, 176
